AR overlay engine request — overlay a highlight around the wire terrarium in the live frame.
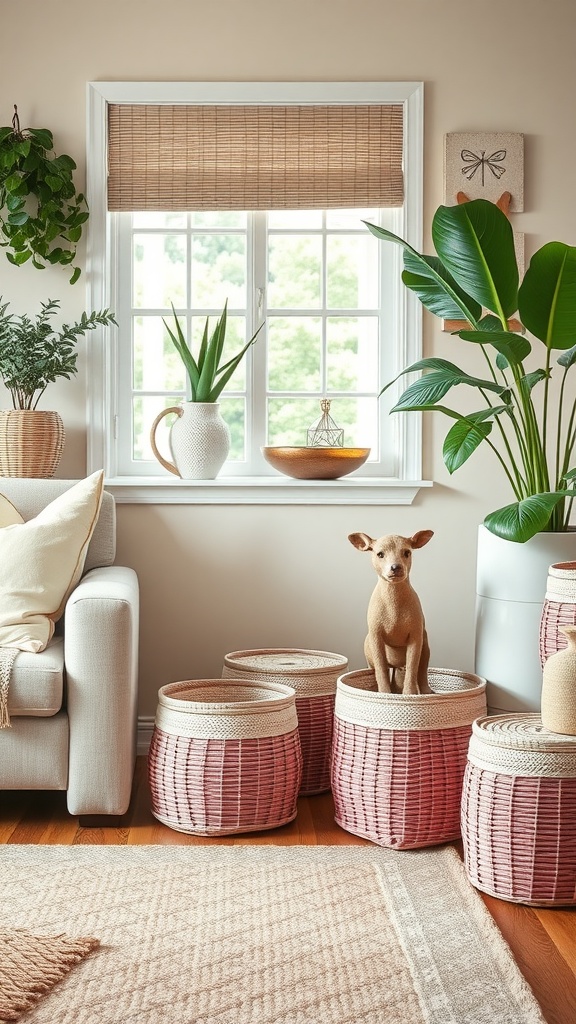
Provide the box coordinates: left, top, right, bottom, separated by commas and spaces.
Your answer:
306, 400, 344, 448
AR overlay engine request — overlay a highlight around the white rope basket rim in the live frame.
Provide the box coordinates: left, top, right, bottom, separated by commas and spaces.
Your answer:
155, 678, 299, 740
223, 648, 349, 675
467, 714, 576, 778
334, 667, 486, 731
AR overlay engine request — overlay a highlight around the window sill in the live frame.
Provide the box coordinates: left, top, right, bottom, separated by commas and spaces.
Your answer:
104, 475, 433, 505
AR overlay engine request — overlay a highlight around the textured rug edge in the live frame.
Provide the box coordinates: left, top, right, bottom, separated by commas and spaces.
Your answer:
442, 849, 547, 1024
0, 930, 100, 1024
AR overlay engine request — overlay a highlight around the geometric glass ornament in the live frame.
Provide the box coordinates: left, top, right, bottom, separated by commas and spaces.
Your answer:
306, 399, 344, 447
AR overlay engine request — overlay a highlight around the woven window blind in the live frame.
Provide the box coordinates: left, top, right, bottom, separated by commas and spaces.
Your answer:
107, 104, 404, 211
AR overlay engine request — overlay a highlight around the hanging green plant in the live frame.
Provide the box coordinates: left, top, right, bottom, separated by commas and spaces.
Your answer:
0, 106, 89, 284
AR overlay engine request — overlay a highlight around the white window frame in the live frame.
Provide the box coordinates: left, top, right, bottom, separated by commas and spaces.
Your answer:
86, 81, 430, 505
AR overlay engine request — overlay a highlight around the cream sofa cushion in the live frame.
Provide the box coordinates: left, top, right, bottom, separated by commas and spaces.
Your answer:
0, 470, 104, 652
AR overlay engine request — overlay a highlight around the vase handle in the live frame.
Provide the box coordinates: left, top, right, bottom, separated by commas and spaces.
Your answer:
149, 406, 183, 477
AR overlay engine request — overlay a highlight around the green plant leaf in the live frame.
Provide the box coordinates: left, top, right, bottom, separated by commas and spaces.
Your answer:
431, 200, 519, 321
457, 329, 531, 364
364, 220, 482, 324
443, 417, 492, 473
518, 369, 548, 397
519, 241, 576, 350
392, 364, 508, 411
558, 344, 576, 369
27, 128, 53, 150
484, 491, 576, 542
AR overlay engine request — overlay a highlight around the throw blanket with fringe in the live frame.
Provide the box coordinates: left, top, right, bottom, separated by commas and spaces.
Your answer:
0, 648, 18, 729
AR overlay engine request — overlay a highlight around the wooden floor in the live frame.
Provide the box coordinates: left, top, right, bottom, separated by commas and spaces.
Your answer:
2, 756, 576, 1024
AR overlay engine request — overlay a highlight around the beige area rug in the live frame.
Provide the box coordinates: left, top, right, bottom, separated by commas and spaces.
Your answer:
1, 844, 545, 1024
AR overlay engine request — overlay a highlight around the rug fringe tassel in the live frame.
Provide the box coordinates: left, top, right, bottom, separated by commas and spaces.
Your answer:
0, 931, 100, 1022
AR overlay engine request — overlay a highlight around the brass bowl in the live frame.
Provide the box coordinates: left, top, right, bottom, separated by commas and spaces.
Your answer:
262, 446, 370, 480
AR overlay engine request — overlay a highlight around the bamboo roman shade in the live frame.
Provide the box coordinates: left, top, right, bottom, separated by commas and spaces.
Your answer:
107, 104, 404, 211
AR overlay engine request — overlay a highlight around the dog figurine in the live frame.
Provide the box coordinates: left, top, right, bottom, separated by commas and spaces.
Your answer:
349, 530, 434, 694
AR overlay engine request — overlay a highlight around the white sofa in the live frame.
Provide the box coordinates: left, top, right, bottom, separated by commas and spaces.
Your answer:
0, 479, 139, 820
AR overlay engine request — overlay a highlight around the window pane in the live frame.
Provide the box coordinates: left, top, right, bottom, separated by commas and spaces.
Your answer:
133, 233, 187, 308
268, 210, 322, 229
326, 317, 379, 391
133, 315, 186, 391
220, 396, 245, 460
267, 398, 326, 446
132, 212, 187, 229
191, 234, 246, 307
268, 235, 322, 308
267, 317, 322, 391
134, 396, 184, 462
191, 212, 247, 228
190, 314, 248, 391
326, 235, 379, 308
331, 396, 378, 452
325, 208, 378, 229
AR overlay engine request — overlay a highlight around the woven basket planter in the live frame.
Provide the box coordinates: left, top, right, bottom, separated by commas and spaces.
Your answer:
331, 667, 487, 849
148, 678, 302, 835
0, 410, 64, 478
539, 561, 576, 667
223, 649, 348, 795
461, 714, 576, 906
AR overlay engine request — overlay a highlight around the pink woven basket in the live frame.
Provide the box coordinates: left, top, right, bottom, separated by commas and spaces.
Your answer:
148, 679, 302, 835
222, 649, 348, 795
461, 714, 576, 905
331, 667, 486, 849
539, 561, 576, 667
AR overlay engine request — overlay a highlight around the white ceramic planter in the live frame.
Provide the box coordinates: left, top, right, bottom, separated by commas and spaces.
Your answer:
475, 525, 576, 713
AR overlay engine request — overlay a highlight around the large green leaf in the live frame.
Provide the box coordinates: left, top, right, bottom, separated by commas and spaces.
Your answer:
457, 329, 531, 364
484, 491, 576, 542
392, 363, 508, 411
364, 220, 481, 324
443, 418, 492, 473
518, 241, 576, 350
431, 200, 519, 320
401, 252, 481, 322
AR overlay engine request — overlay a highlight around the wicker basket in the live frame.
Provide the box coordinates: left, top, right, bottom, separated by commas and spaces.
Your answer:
223, 649, 348, 795
461, 714, 576, 905
0, 410, 64, 478
331, 667, 487, 849
539, 561, 576, 667
148, 678, 302, 835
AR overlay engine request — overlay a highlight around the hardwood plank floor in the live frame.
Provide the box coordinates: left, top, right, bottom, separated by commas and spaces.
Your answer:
1, 756, 575, 1024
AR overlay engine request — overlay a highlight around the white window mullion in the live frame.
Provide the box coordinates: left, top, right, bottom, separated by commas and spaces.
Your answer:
252, 211, 269, 466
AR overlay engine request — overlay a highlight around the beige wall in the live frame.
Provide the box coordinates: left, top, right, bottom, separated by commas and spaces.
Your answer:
2, 0, 575, 716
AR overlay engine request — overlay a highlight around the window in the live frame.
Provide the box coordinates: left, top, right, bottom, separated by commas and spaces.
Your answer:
86, 82, 426, 504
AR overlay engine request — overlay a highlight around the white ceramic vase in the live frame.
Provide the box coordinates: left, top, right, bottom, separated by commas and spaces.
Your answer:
150, 402, 230, 480
475, 525, 576, 714
541, 625, 576, 735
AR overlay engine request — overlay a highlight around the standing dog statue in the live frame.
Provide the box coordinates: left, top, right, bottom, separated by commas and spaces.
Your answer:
349, 530, 434, 694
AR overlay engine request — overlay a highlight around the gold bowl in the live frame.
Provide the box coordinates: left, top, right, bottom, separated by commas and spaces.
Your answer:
262, 446, 371, 480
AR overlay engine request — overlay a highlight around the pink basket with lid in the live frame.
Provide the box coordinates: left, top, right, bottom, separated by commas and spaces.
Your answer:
331, 667, 486, 849
148, 678, 302, 835
461, 714, 576, 905
223, 649, 348, 795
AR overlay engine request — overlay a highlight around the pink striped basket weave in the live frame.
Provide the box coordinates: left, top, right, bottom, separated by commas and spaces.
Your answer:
461, 714, 576, 906
148, 679, 302, 835
223, 649, 348, 795
331, 667, 486, 849
539, 561, 576, 667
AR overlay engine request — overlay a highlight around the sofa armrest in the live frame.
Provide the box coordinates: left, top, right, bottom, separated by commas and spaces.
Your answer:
64, 565, 139, 816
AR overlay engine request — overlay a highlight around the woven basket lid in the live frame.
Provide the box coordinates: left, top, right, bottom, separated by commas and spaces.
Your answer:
155, 678, 298, 740
223, 649, 348, 697
334, 667, 486, 731
468, 714, 576, 778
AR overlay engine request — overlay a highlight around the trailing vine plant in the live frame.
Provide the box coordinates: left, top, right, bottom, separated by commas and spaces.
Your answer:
0, 106, 89, 284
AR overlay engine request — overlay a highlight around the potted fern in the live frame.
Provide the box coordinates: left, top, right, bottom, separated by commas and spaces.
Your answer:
0, 297, 116, 476
150, 301, 263, 479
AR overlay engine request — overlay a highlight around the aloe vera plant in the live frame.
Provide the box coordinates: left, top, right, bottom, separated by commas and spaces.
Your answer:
163, 301, 263, 403
366, 199, 576, 543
